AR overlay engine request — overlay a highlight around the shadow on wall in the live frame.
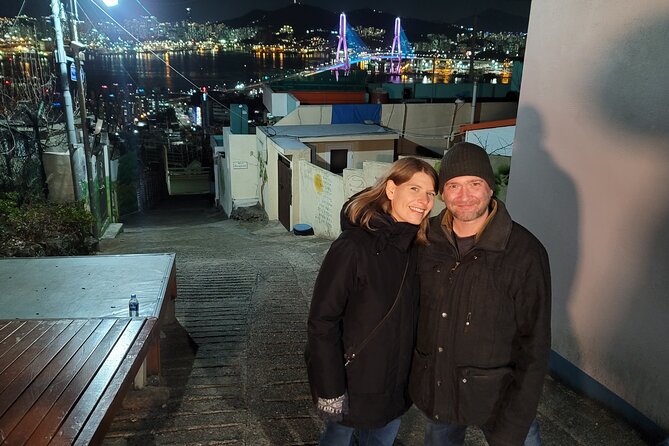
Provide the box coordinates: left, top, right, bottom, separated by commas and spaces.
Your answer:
593, 16, 669, 139
512, 106, 581, 370
590, 14, 669, 441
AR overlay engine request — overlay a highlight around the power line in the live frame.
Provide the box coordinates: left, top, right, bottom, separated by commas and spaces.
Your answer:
11, 0, 28, 22
80, 0, 313, 122
134, 0, 160, 23
81, 0, 266, 122
86, 0, 202, 92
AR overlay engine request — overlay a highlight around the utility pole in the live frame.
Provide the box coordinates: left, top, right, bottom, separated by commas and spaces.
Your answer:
67, 0, 99, 236
50, 0, 82, 200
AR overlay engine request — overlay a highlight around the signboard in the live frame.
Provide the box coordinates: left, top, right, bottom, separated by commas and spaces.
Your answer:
69, 64, 85, 82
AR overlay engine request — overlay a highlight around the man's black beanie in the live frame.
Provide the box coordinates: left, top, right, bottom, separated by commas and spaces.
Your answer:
438, 142, 496, 192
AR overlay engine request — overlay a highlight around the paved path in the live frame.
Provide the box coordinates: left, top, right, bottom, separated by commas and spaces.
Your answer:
100, 197, 649, 445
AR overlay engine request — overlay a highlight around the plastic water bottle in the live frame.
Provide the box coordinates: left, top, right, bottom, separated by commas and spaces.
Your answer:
129, 293, 139, 317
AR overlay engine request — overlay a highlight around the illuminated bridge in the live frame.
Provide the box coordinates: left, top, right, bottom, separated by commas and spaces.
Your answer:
316, 13, 415, 76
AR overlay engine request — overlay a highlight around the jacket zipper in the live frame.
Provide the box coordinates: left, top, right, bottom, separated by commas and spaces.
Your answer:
462, 252, 479, 334
450, 261, 461, 273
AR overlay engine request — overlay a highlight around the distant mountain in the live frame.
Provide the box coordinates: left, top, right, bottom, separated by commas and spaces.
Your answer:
221, 4, 518, 37
455, 9, 528, 33
222, 4, 336, 33
346, 8, 461, 39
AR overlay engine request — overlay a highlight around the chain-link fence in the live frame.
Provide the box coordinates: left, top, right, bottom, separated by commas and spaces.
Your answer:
0, 124, 47, 200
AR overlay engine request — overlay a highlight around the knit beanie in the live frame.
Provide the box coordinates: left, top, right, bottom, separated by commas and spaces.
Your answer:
438, 142, 495, 192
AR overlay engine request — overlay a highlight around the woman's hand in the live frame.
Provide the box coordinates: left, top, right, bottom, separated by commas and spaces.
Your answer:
316, 392, 349, 422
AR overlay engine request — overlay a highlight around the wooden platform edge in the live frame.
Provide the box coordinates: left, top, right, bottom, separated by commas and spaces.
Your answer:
73, 318, 159, 446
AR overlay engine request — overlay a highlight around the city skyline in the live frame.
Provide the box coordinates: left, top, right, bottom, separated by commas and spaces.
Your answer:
0, 0, 531, 24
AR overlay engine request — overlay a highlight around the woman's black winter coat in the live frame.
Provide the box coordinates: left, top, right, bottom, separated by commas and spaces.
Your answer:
306, 212, 420, 428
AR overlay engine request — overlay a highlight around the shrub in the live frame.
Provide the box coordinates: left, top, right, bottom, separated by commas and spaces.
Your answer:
0, 193, 96, 257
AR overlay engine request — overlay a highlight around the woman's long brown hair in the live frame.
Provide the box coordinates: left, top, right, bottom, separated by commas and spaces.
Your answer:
345, 157, 438, 245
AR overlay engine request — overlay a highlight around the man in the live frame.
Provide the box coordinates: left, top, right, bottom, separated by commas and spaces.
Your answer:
410, 142, 551, 446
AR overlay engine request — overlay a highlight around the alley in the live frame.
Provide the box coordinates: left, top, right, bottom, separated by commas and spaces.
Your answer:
99, 197, 649, 445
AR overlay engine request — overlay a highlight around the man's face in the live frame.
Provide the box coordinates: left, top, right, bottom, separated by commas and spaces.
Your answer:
442, 175, 493, 225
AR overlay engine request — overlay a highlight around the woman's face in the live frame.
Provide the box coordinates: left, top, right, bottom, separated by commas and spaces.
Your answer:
385, 171, 436, 225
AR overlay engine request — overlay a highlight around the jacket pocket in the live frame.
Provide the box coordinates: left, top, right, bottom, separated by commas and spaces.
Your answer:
456, 366, 512, 425
417, 262, 445, 309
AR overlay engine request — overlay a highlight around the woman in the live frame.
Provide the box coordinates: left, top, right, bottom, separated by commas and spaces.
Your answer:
306, 157, 438, 445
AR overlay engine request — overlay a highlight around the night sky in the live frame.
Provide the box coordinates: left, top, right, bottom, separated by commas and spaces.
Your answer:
0, 0, 531, 24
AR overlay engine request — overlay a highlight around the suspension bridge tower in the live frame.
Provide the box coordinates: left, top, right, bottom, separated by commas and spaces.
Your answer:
335, 13, 350, 72
390, 17, 403, 75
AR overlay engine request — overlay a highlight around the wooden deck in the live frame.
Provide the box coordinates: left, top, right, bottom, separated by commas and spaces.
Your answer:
0, 318, 157, 445
0, 253, 178, 445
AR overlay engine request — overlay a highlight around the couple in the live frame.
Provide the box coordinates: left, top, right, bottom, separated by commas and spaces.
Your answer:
306, 142, 551, 446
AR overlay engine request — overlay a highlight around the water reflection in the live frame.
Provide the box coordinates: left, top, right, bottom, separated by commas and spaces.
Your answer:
1, 50, 514, 93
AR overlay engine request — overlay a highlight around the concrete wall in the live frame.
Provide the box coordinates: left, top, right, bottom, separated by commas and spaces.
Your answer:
414, 82, 513, 100
296, 160, 392, 239
43, 152, 78, 203
371, 82, 514, 101
296, 160, 345, 239
262, 85, 299, 118
216, 129, 260, 216
288, 148, 312, 230
479, 102, 519, 123
278, 103, 518, 155
311, 139, 395, 171
507, 0, 669, 434
256, 131, 277, 220
297, 157, 445, 239
258, 131, 312, 225
275, 105, 332, 125
398, 103, 472, 154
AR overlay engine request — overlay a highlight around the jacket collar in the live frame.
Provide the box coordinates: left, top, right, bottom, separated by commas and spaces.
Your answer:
433, 199, 513, 252
370, 213, 419, 253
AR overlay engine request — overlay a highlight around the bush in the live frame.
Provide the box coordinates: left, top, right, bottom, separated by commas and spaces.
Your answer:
0, 192, 96, 257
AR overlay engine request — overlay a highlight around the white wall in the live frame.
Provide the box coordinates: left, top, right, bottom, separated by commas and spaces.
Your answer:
508, 0, 669, 431
219, 129, 260, 215
259, 131, 313, 225
297, 158, 444, 239
262, 87, 300, 118
296, 160, 390, 239
257, 132, 279, 220
296, 160, 345, 239
289, 148, 311, 229
274, 93, 299, 117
